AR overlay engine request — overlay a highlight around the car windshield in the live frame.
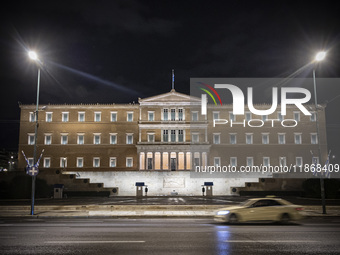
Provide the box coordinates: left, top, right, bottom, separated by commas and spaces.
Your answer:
239, 199, 255, 207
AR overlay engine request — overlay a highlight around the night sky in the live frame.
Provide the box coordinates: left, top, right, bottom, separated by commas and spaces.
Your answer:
1, 1, 340, 157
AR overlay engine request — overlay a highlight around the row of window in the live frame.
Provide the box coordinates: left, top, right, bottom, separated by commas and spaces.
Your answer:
30, 111, 134, 123
27, 157, 133, 169
28, 133, 134, 145
27, 132, 319, 145
29, 109, 317, 123
212, 133, 318, 145
28, 155, 316, 169
213, 156, 318, 168
29, 108, 186, 123
212, 111, 317, 122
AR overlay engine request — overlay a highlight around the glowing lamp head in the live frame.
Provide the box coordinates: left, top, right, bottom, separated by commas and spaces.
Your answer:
28, 51, 38, 61
315, 51, 326, 62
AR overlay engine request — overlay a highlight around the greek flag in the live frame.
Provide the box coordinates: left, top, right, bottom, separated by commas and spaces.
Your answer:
21, 150, 30, 167
21, 150, 44, 175
310, 150, 331, 178
35, 149, 45, 168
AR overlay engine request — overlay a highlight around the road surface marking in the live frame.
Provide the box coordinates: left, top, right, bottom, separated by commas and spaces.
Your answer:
45, 241, 145, 244
225, 240, 319, 243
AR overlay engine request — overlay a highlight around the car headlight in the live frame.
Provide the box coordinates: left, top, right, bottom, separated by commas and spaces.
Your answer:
217, 210, 230, 215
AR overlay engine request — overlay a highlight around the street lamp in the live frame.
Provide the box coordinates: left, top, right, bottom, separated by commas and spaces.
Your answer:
315, 51, 326, 62
313, 51, 326, 214
28, 50, 41, 216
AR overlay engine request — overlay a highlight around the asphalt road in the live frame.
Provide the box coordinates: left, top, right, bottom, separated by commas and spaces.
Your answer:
1, 196, 340, 206
1, 217, 340, 255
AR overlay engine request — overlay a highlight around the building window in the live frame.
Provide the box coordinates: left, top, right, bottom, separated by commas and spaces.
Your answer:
43, 157, 51, 168
163, 109, 169, 121
278, 134, 285, 144
294, 112, 300, 122
60, 157, 67, 168
213, 133, 220, 144
61, 134, 68, 145
178, 109, 184, 121
246, 157, 253, 167
310, 112, 316, 122
110, 157, 116, 167
126, 134, 133, 144
77, 157, 84, 168
93, 134, 101, 145
148, 111, 154, 121
213, 111, 220, 120
44, 134, 52, 145
163, 130, 168, 142
78, 112, 85, 122
245, 112, 252, 121
46, 112, 52, 122
94, 112, 101, 122
311, 133, 318, 144
170, 130, 176, 142
28, 158, 34, 166
28, 134, 35, 145
77, 134, 84, 145
262, 133, 269, 144
229, 112, 236, 121
230, 157, 237, 167
277, 111, 284, 121
62, 112, 69, 122
170, 109, 176, 121
29, 112, 36, 122
263, 157, 270, 167
127, 112, 133, 122
279, 157, 287, 167
148, 133, 155, 143
126, 157, 133, 167
312, 157, 319, 165
214, 157, 221, 167
178, 130, 184, 142
294, 133, 302, 144
262, 115, 268, 121
230, 134, 237, 144
246, 133, 253, 144
192, 133, 199, 143
296, 157, 303, 167
110, 134, 117, 144
192, 111, 198, 121
111, 112, 117, 122
93, 157, 100, 168
194, 153, 200, 168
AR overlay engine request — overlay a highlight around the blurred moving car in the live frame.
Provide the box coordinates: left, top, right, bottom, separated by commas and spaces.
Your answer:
214, 197, 304, 224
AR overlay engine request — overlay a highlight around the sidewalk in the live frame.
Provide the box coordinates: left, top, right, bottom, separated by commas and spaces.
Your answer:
1, 204, 339, 218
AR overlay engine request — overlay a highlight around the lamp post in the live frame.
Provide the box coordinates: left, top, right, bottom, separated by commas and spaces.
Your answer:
313, 51, 326, 214
28, 50, 41, 216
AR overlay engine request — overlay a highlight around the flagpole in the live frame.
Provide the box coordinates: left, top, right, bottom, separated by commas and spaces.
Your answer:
172, 69, 175, 90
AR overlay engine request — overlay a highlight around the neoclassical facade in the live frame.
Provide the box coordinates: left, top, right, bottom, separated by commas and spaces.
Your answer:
18, 89, 327, 195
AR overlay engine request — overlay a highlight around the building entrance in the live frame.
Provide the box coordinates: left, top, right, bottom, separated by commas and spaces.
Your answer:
170, 158, 176, 171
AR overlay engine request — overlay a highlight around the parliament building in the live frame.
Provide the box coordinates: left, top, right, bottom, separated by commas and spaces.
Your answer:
18, 89, 328, 196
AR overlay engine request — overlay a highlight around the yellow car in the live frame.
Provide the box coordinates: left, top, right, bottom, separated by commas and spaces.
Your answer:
214, 197, 304, 224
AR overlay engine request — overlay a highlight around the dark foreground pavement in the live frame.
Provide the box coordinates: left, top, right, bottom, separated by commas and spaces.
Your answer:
1, 217, 340, 255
